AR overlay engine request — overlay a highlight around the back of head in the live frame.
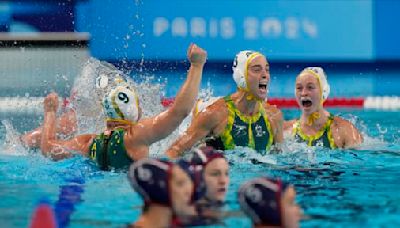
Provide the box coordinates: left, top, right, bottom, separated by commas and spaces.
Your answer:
232, 50, 264, 91
71, 58, 137, 133
128, 158, 173, 206
238, 177, 289, 226
187, 146, 226, 166
102, 85, 140, 125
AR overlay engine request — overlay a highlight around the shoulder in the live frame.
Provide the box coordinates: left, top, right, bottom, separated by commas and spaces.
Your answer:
331, 115, 363, 148
331, 116, 355, 130
197, 98, 227, 120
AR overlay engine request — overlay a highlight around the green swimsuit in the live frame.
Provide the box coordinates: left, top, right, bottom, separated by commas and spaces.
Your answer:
206, 95, 274, 155
89, 128, 133, 170
292, 114, 337, 149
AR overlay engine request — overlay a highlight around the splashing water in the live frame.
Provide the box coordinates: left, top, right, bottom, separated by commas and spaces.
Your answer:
149, 87, 219, 156
70, 58, 166, 135
1, 119, 28, 156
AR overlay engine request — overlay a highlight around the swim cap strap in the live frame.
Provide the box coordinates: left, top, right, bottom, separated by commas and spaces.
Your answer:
306, 69, 324, 105
244, 52, 263, 91
306, 112, 321, 126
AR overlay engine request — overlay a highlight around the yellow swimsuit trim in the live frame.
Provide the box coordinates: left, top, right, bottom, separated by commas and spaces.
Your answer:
293, 115, 336, 148
260, 107, 274, 150
221, 98, 274, 150
106, 118, 136, 126
221, 102, 235, 150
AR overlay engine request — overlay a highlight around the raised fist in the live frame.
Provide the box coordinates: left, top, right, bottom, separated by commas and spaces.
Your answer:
187, 43, 207, 67
44, 92, 59, 113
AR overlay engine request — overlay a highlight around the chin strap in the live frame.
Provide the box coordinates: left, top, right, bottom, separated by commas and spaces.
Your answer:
238, 88, 264, 102
307, 112, 321, 126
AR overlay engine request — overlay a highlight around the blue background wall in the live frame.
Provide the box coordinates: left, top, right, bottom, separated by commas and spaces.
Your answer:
375, 0, 400, 60
2, 0, 400, 62
75, 0, 374, 61
1, 0, 400, 97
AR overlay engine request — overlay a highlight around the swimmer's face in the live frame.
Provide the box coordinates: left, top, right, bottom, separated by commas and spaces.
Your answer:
246, 55, 270, 100
204, 158, 230, 202
170, 165, 194, 216
281, 186, 302, 228
295, 72, 322, 113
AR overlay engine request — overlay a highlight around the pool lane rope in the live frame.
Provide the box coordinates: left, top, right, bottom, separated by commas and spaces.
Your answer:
1, 96, 400, 114
160, 96, 400, 110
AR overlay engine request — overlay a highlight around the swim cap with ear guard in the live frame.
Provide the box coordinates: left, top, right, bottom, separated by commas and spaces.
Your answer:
238, 177, 289, 226
128, 158, 174, 206
299, 67, 330, 102
102, 85, 140, 124
232, 50, 263, 91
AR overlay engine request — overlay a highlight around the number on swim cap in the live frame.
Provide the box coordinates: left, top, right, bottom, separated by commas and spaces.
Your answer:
245, 185, 262, 203
118, 92, 129, 103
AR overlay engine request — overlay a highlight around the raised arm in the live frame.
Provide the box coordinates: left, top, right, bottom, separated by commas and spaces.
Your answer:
40, 93, 94, 160
132, 43, 207, 146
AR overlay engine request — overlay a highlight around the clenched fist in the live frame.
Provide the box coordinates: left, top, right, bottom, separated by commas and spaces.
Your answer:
44, 92, 59, 113
187, 43, 207, 67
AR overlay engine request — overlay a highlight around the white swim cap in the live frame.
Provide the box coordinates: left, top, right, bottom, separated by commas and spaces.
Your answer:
300, 67, 330, 102
102, 85, 140, 124
232, 50, 264, 91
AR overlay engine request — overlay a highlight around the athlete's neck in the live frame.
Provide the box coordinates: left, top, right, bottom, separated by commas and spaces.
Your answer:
300, 109, 329, 129
233, 91, 260, 116
133, 205, 172, 228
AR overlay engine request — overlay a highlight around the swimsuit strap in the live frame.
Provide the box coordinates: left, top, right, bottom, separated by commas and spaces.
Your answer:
100, 131, 113, 171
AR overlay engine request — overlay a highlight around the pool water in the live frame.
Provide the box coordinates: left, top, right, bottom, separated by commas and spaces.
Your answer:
1, 62, 400, 228
1, 107, 399, 228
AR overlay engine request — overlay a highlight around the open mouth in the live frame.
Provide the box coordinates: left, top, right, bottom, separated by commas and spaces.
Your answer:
301, 97, 313, 107
259, 83, 268, 93
217, 188, 226, 193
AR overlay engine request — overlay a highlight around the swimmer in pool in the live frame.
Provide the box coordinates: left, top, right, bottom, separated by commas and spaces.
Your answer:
127, 158, 197, 228
39, 43, 207, 170
174, 146, 230, 226
238, 177, 302, 228
166, 50, 283, 158
20, 58, 136, 148
283, 67, 363, 148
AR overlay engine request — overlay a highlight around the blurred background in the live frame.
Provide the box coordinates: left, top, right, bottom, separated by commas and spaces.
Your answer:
1, 0, 400, 98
